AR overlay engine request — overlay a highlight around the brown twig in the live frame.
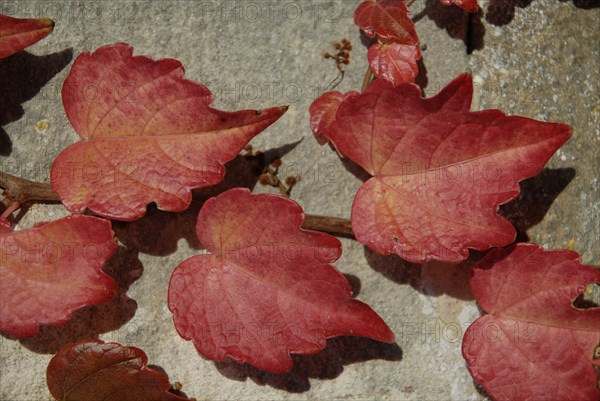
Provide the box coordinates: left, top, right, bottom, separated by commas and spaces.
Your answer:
303, 214, 353, 236
0, 171, 355, 237
323, 38, 352, 91
0, 171, 60, 205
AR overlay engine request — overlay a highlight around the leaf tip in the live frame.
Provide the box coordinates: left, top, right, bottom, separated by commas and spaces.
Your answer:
42, 17, 54, 32
379, 325, 396, 343
256, 105, 288, 115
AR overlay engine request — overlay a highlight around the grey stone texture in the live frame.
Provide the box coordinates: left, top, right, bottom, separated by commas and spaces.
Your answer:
0, 0, 598, 400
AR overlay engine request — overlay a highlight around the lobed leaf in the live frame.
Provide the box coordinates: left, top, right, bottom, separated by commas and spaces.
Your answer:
354, 0, 418, 45
46, 339, 190, 401
0, 13, 54, 58
367, 43, 420, 85
51, 43, 287, 221
462, 243, 600, 401
0, 215, 117, 337
168, 188, 394, 373
321, 73, 571, 263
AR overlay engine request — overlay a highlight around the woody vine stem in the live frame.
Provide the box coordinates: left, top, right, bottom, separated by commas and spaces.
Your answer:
0, 170, 354, 236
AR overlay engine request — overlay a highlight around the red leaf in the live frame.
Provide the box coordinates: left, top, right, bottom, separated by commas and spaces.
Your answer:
321, 73, 571, 263
0, 218, 11, 234
309, 90, 359, 140
47, 339, 189, 401
462, 243, 600, 401
354, 0, 418, 45
0, 215, 117, 337
0, 14, 54, 58
438, 0, 479, 13
168, 188, 394, 373
368, 43, 420, 85
51, 43, 287, 221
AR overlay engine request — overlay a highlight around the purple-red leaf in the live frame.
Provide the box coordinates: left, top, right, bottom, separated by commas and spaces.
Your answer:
0, 13, 54, 58
462, 243, 600, 401
47, 339, 190, 401
438, 0, 479, 13
0, 215, 117, 337
354, 0, 418, 45
51, 43, 287, 221
368, 43, 420, 85
321, 73, 571, 263
168, 188, 394, 373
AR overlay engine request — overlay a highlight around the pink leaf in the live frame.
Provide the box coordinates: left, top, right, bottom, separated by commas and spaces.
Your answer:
309, 90, 359, 140
438, 0, 479, 13
354, 0, 418, 45
0, 215, 117, 337
368, 43, 420, 85
51, 43, 287, 221
321, 73, 571, 263
0, 13, 54, 58
462, 243, 600, 401
168, 188, 394, 373
47, 339, 190, 401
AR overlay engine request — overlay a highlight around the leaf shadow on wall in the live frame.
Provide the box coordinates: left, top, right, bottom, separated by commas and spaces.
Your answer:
5, 246, 142, 354
340, 158, 371, 183
364, 168, 575, 300
214, 337, 402, 393
146, 365, 194, 400
365, 250, 476, 301
563, 0, 600, 9
412, 0, 485, 54
112, 141, 301, 256
0, 49, 73, 156
499, 167, 575, 243
484, 0, 533, 25
486, 0, 599, 27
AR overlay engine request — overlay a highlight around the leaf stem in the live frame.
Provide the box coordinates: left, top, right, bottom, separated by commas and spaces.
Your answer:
361, 66, 373, 92
303, 214, 353, 236
0, 171, 60, 204
1, 201, 20, 220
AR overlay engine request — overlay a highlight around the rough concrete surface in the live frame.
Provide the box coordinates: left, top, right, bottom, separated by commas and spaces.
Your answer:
0, 0, 598, 400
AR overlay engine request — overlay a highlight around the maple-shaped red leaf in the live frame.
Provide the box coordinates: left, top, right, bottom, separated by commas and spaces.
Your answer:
168, 188, 394, 373
321, 73, 571, 263
0, 215, 117, 337
0, 14, 54, 58
47, 339, 190, 401
439, 0, 479, 13
354, 0, 418, 45
462, 243, 600, 401
51, 43, 287, 221
368, 43, 420, 85
309, 90, 359, 139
